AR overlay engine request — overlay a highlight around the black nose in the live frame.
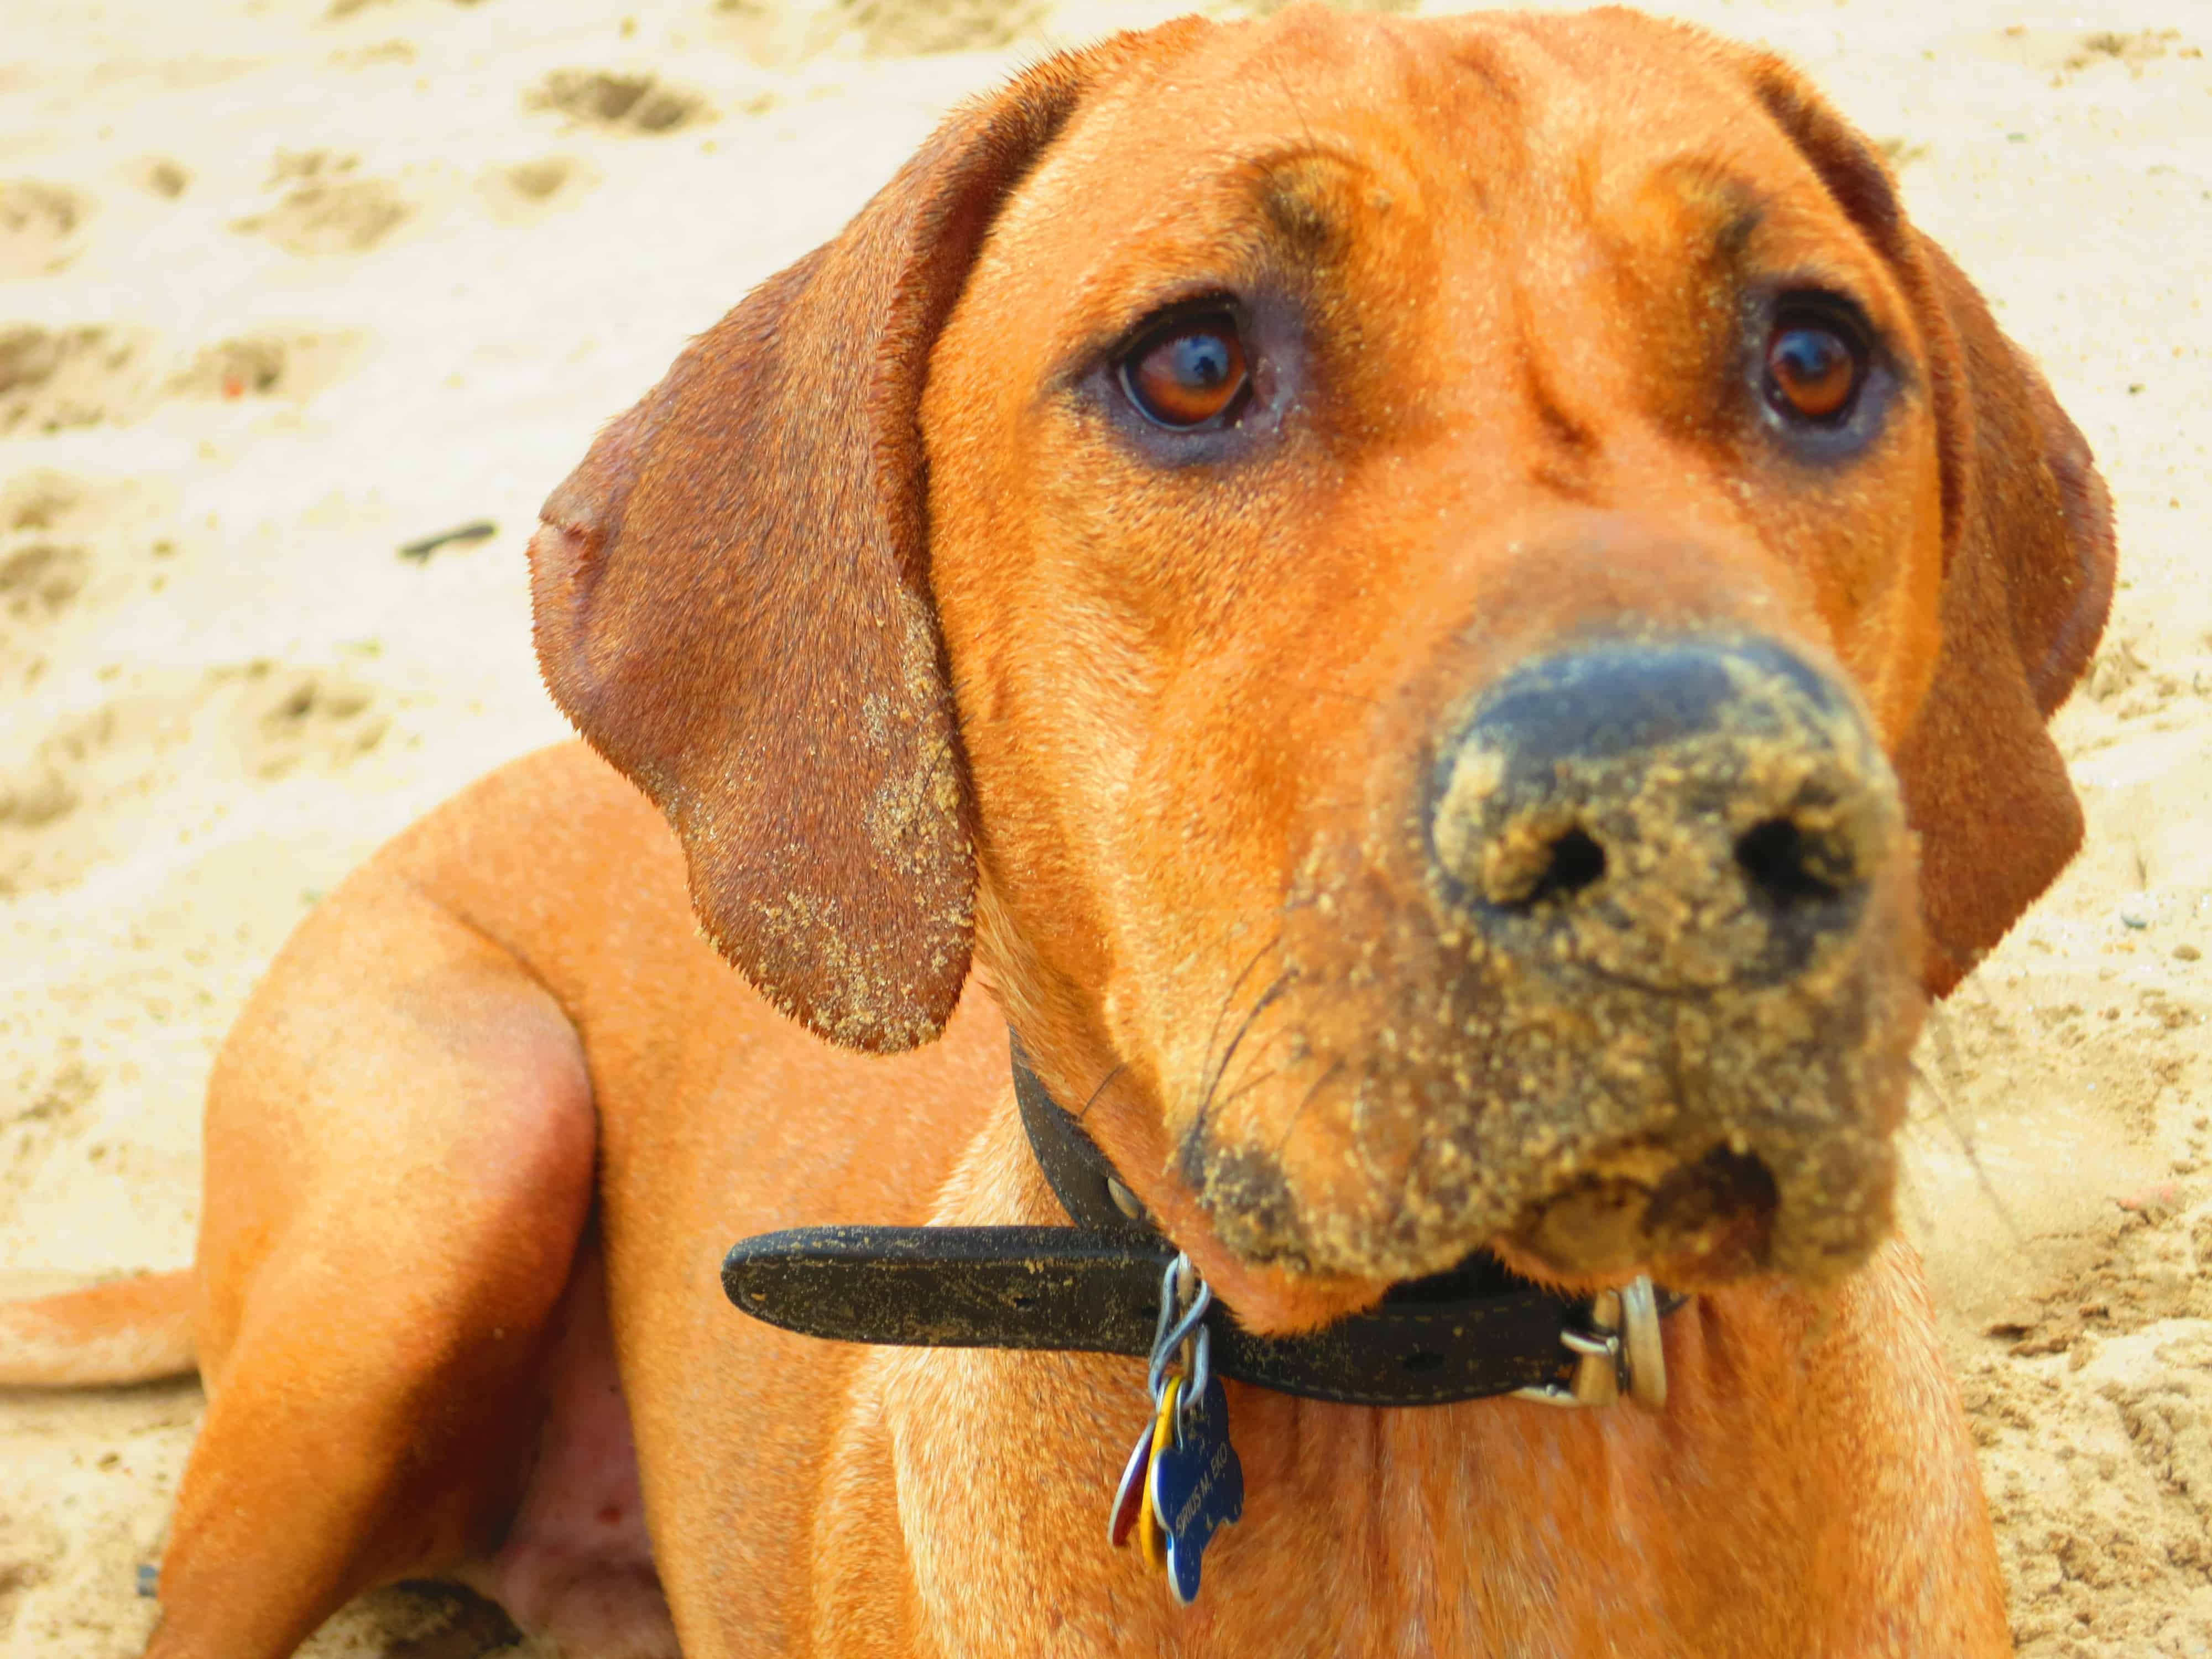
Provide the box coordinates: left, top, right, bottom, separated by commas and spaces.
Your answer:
1429, 637, 1901, 989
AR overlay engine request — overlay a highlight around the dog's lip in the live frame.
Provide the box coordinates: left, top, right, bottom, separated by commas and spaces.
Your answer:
1169, 1186, 1727, 1332
1166, 1178, 1787, 1334
1182, 1232, 1740, 1340
1486, 1224, 1771, 1299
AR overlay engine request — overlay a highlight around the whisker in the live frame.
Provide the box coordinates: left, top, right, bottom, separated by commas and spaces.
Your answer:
1074, 1061, 1126, 1126
1194, 968, 1298, 1144
1186, 884, 1319, 1110
1208, 1060, 1292, 1121
1203, 927, 1286, 1079
1271, 1055, 1346, 1163
1906, 1000, 2022, 1242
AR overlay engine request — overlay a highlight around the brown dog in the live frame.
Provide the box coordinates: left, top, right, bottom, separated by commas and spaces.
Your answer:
0, 7, 2113, 1656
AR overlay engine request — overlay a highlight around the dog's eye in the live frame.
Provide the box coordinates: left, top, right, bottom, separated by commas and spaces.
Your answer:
1120, 314, 1249, 430
1764, 309, 1864, 424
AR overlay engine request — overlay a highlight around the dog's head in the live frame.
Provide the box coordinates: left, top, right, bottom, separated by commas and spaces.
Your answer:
530, 6, 2112, 1330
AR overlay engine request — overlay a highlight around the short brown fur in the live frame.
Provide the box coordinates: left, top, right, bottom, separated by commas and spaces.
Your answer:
0, 8, 2112, 1656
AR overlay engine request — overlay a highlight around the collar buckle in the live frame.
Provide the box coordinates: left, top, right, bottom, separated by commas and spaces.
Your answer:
1512, 1275, 1668, 1410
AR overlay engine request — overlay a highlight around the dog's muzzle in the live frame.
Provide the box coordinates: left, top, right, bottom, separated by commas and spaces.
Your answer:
1412, 632, 1913, 1282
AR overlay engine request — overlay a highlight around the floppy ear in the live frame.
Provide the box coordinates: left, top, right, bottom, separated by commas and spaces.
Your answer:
1736, 51, 2117, 997
1889, 239, 2115, 994
527, 39, 1166, 1051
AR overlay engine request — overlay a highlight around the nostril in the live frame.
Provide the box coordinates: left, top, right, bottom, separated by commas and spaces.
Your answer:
1734, 817, 1843, 910
1495, 825, 1607, 912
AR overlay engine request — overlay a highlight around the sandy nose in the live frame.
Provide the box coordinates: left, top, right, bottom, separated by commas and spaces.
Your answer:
1429, 635, 1902, 993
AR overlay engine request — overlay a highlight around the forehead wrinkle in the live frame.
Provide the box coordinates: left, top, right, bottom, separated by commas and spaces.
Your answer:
1715, 162, 1924, 371
1245, 143, 1388, 263
983, 6, 1513, 338
1027, 139, 1385, 367
1582, 109, 1909, 322
1592, 158, 1769, 284
1652, 164, 1766, 263
1451, 11, 1797, 250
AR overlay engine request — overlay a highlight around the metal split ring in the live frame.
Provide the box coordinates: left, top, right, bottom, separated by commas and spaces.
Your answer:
1512, 1274, 1671, 1411
1146, 1252, 1214, 1430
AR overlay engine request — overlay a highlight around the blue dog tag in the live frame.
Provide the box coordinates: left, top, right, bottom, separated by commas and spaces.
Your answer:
1146, 1373, 1244, 1605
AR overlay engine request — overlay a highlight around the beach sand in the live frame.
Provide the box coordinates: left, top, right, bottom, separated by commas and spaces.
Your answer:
1, 0, 2206, 1652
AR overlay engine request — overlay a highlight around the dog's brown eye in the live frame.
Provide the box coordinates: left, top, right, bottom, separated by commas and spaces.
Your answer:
1122, 315, 1248, 429
1765, 317, 1861, 423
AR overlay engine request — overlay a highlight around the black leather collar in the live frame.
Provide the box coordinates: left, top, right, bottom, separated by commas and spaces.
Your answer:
722, 1030, 1674, 1406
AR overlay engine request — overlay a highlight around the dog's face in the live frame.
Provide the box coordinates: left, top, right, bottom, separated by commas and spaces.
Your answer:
530, 7, 2112, 1331
928, 9, 1949, 1305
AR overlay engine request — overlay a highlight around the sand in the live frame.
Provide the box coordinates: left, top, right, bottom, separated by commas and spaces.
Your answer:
0, 0, 2205, 1653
